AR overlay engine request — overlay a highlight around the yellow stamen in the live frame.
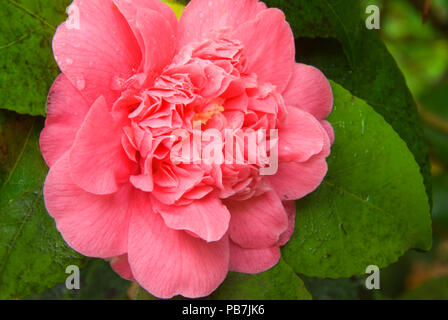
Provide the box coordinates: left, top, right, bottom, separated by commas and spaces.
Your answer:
193, 102, 225, 125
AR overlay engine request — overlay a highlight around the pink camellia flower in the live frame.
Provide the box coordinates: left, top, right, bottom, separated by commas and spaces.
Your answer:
40, 0, 334, 298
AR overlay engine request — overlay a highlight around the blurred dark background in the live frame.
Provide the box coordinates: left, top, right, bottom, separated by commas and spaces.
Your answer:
368, 0, 448, 300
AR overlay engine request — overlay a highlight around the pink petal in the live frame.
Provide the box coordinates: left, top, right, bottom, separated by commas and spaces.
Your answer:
53, 0, 141, 105
135, 9, 177, 81
40, 74, 89, 167
69, 96, 135, 195
183, 185, 214, 200
43, 153, 133, 258
151, 165, 204, 204
282, 63, 333, 120
113, 0, 178, 38
128, 202, 229, 299
321, 120, 335, 145
224, 190, 288, 248
130, 157, 154, 192
278, 106, 325, 162
229, 241, 280, 274
130, 174, 154, 192
153, 193, 230, 242
177, 0, 266, 49
110, 254, 135, 281
268, 157, 328, 201
278, 201, 296, 246
231, 8, 295, 92
317, 120, 333, 159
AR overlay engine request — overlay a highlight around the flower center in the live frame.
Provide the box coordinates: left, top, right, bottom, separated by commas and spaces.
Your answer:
192, 100, 225, 125
115, 34, 285, 201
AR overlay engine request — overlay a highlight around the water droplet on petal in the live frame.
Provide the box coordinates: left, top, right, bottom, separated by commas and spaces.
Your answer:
75, 76, 85, 90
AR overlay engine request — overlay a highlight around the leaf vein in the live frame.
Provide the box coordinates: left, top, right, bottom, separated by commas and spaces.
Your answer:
6, 0, 56, 31
0, 28, 41, 50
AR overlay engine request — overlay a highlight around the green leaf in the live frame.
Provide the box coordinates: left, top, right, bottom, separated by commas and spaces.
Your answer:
161, 0, 185, 19
281, 82, 432, 278
26, 259, 131, 300
0, 0, 71, 116
134, 285, 159, 300
208, 259, 310, 300
264, 0, 431, 205
299, 275, 367, 300
0, 110, 85, 299
75, 259, 131, 300
135, 259, 311, 300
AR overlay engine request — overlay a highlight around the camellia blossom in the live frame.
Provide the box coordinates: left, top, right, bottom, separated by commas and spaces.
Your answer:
40, 0, 334, 298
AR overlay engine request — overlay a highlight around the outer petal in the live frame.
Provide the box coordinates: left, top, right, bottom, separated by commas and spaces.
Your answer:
229, 241, 280, 274
43, 153, 133, 258
321, 120, 335, 145
178, 0, 266, 49
278, 201, 296, 246
153, 193, 230, 242
128, 199, 229, 299
40, 74, 89, 167
231, 8, 295, 92
113, 0, 178, 35
112, 3, 176, 81
317, 120, 333, 159
224, 190, 288, 248
110, 254, 135, 281
136, 9, 176, 80
53, 0, 141, 105
69, 96, 134, 195
268, 156, 328, 201
282, 63, 333, 120
278, 106, 325, 162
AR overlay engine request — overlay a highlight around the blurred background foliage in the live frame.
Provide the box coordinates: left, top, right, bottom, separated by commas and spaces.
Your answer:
369, 0, 448, 300
22, 0, 448, 300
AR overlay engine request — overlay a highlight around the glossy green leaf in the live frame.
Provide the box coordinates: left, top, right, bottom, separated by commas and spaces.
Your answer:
26, 259, 131, 300
264, 0, 431, 204
0, 110, 85, 299
134, 285, 159, 300
135, 259, 311, 300
299, 275, 368, 300
209, 259, 310, 300
281, 82, 432, 278
0, 0, 71, 116
161, 0, 185, 19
